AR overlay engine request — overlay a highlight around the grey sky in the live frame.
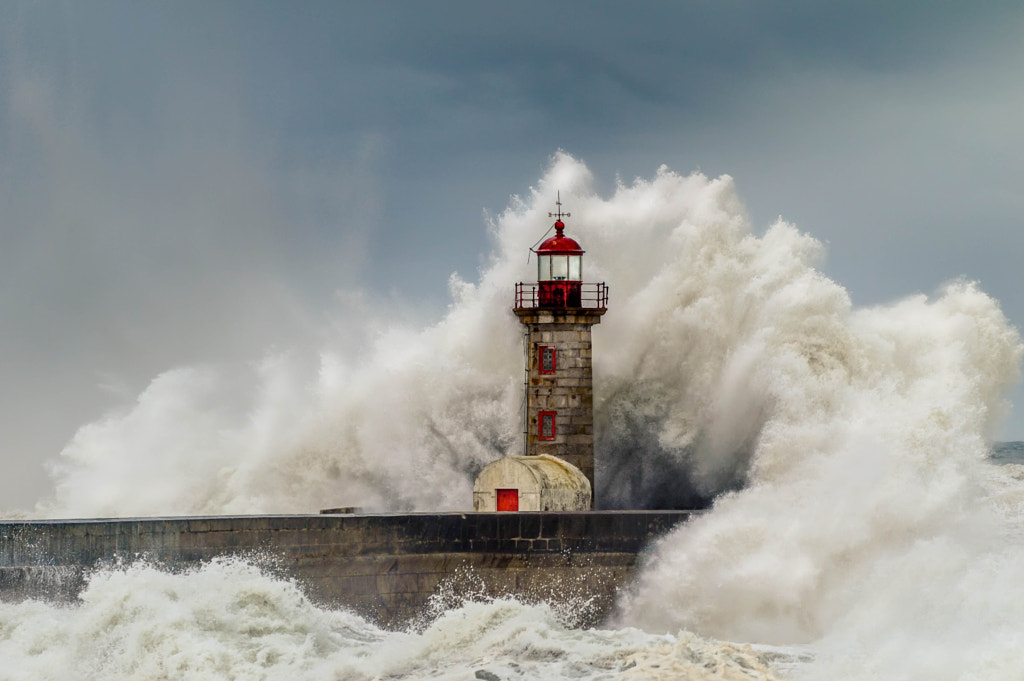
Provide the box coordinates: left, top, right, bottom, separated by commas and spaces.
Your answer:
2, 1, 1023, 509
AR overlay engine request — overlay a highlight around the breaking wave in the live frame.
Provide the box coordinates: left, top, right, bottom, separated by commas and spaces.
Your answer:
0, 557, 789, 681
23, 152, 1024, 679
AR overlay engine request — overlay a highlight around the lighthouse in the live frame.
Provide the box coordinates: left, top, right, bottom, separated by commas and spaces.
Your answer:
473, 197, 607, 511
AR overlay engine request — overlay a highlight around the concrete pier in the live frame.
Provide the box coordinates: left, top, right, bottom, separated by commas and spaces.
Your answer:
0, 511, 692, 628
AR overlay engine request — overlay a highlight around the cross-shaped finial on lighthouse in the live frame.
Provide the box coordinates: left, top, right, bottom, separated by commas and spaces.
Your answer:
548, 191, 571, 222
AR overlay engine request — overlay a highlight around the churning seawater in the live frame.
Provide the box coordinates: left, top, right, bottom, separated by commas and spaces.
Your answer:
0, 557, 797, 680
4, 153, 1024, 679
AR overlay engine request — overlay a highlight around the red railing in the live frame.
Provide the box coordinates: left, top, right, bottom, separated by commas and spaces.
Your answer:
514, 282, 608, 310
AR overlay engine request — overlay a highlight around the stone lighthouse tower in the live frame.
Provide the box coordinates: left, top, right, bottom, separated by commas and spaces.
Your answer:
473, 197, 607, 512
514, 199, 607, 491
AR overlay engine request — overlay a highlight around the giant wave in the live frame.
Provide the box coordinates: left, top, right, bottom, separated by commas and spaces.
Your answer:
9, 153, 1024, 680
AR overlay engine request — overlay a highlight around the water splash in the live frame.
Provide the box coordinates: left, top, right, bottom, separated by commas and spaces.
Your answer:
0, 558, 787, 681
27, 152, 1024, 680
603, 171, 1024, 679
38, 152, 797, 516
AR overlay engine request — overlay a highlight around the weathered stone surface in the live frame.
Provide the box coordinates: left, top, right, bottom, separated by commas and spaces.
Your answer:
0, 512, 692, 628
514, 309, 604, 496
474, 455, 591, 511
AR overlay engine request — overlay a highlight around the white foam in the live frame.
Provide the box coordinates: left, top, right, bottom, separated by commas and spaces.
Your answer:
602, 169, 1024, 680
0, 558, 788, 680
26, 152, 1024, 680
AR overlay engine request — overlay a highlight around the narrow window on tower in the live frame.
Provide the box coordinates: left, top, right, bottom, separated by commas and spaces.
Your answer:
539, 346, 556, 374
539, 411, 556, 440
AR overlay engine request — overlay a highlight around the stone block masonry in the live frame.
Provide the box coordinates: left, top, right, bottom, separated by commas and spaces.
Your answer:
515, 309, 606, 492
0, 512, 692, 629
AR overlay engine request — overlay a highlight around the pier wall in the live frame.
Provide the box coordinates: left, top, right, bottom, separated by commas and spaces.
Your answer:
0, 512, 692, 628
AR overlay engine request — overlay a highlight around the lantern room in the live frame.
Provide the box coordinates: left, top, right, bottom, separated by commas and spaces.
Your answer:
535, 220, 584, 308
513, 195, 608, 311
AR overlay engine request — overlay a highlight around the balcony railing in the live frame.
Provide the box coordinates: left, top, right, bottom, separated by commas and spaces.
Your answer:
514, 282, 608, 310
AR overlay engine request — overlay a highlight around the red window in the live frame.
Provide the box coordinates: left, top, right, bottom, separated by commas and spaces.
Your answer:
496, 488, 518, 512
539, 411, 556, 440
539, 346, 556, 374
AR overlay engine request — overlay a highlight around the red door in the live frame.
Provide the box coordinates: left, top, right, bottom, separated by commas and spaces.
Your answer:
496, 489, 519, 512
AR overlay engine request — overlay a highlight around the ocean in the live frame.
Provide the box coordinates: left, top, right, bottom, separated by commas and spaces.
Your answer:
4, 154, 1024, 679
0, 557, 799, 680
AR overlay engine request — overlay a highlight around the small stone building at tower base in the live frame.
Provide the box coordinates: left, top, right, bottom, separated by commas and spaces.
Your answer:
473, 454, 591, 511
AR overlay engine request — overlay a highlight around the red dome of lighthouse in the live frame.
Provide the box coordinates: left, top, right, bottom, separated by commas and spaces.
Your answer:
535, 220, 584, 255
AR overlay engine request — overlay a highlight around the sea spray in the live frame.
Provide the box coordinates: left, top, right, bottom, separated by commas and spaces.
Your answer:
38, 152, 784, 516
613, 261, 1024, 678
26, 152, 1024, 680
0, 557, 787, 681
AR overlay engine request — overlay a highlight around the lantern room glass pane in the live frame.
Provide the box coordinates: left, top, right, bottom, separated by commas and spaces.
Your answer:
537, 255, 551, 281
551, 255, 568, 280
568, 255, 581, 281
